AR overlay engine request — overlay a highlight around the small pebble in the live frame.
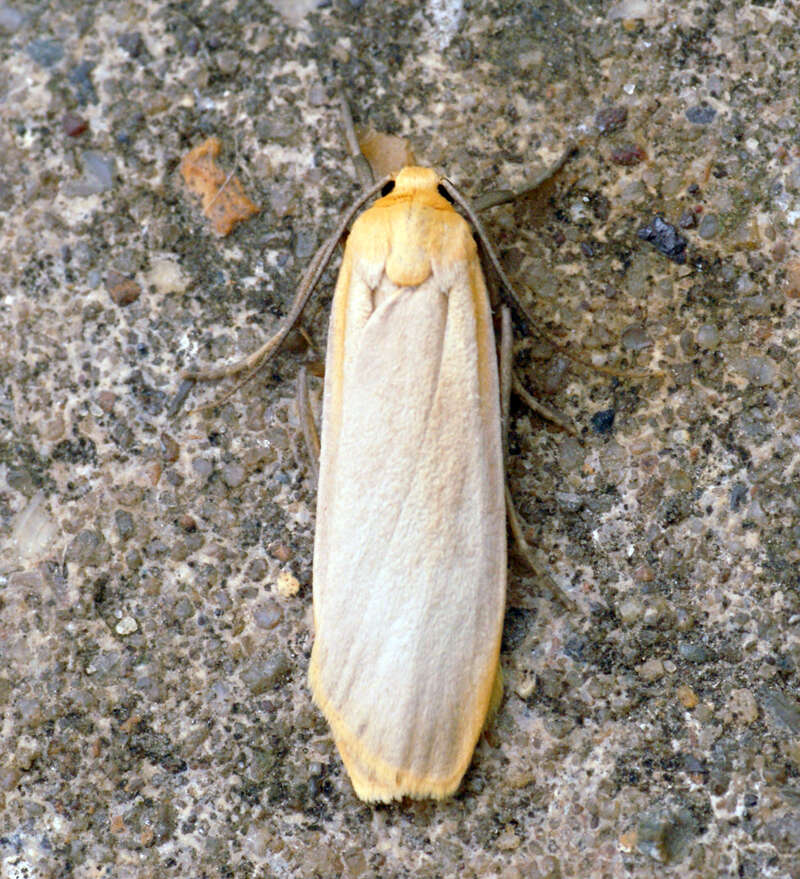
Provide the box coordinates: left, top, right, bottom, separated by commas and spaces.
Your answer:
26, 37, 64, 67
685, 104, 717, 124
308, 82, 327, 105
591, 409, 615, 435
115, 510, 135, 541
676, 685, 698, 709
106, 270, 141, 306
610, 144, 646, 166
179, 514, 197, 532
637, 659, 665, 682
558, 436, 584, 471
293, 229, 317, 259
216, 50, 240, 75
65, 529, 110, 565
742, 356, 777, 387
221, 462, 246, 488
678, 641, 711, 664
637, 216, 687, 264
782, 258, 800, 299
275, 570, 300, 598
82, 151, 115, 190
621, 324, 652, 351
695, 323, 719, 348
62, 112, 88, 136
173, 597, 194, 621
254, 600, 282, 630
160, 433, 180, 463
727, 688, 758, 725
270, 543, 293, 563
555, 491, 583, 513
192, 458, 214, 479
619, 179, 646, 204
618, 598, 643, 624
118, 31, 146, 57
68, 60, 97, 104
697, 214, 719, 239
115, 616, 138, 636
241, 652, 290, 694
0, 6, 25, 31
595, 105, 627, 134
760, 687, 800, 735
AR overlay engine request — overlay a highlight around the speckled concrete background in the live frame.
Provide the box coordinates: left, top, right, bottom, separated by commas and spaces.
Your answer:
2, 1, 799, 877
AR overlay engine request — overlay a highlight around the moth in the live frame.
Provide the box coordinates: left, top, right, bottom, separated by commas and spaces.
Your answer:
182, 114, 579, 802
309, 165, 506, 800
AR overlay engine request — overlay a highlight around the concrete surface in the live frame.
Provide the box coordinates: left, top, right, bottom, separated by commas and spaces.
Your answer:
1, 1, 799, 876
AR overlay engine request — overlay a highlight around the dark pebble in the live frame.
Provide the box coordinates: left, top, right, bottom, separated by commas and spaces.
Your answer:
610, 144, 646, 166
62, 112, 88, 136
179, 514, 197, 532
678, 641, 711, 663
241, 652, 290, 695
65, 529, 110, 565
677, 210, 697, 229
685, 104, 717, 124
106, 269, 141, 306
115, 509, 135, 541
68, 60, 97, 105
118, 31, 146, 58
26, 38, 64, 67
595, 105, 627, 134
637, 216, 687, 264
160, 432, 180, 463
730, 481, 748, 511
590, 409, 615, 435
760, 687, 800, 735
637, 806, 698, 864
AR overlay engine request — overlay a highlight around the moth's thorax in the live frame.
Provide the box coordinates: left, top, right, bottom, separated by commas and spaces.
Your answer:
351, 166, 473, 288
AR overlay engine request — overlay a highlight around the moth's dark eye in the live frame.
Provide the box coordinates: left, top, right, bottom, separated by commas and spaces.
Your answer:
437, 184, 455, 204
381, 180, 395, 196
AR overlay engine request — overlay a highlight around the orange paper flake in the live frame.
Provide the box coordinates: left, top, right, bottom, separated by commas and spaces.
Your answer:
179, 137, 259, 236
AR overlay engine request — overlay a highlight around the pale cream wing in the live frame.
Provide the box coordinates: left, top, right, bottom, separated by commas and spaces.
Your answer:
310, 228, 505, 801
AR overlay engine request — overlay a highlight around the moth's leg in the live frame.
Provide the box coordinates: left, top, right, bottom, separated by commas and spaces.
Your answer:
472, 143, 576, 213
449, 153, 655, 383
174, 92, 388, 415
179, 184, 382, 390
497, 300, 577, 436
499, 306, 513, 457
296, 365, 320, 482
512, 375, 577, 436
500, 306, 576, 610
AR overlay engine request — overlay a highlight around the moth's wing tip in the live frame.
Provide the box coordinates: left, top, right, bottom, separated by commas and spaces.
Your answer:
338, 732, 462, 803
308, 653, 470, 803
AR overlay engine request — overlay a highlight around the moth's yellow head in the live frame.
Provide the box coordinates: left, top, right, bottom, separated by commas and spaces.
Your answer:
375, 166, 453, 214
